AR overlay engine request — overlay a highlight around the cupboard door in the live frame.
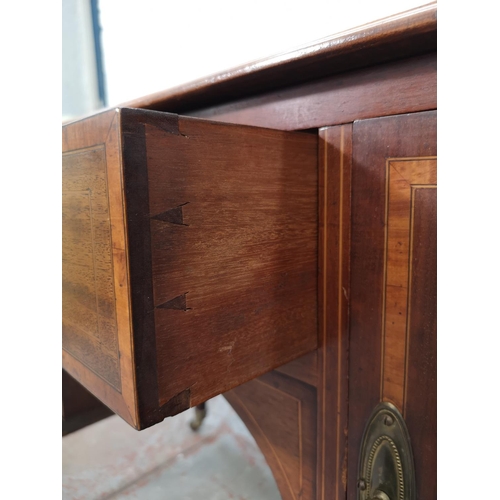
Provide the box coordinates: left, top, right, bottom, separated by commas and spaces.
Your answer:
62, 108, 318, 430
348, 111, 436, 499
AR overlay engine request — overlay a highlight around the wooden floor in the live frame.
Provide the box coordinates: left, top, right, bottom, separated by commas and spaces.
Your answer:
62, 396, 281, 500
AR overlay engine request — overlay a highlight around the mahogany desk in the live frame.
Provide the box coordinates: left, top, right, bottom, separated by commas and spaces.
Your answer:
63, 4, 437, 499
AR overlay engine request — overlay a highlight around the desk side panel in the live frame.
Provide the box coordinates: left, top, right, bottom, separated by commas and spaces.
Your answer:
120, 109, 318, 424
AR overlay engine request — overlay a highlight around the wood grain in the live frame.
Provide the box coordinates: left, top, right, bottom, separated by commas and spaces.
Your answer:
404, 187, 437, 500
63, 108, 319, 429
226, 371, 317, 500
62, 109, 138, 428
348, 111, 436, 499
62, 144, 120, 389
122, 3, 436, 114
381, 158, 436, 407
317, 125, 352, 500
62, 11, 438, 498
189, 54, 436, 131
132, 110, 319, 412
274, 351, 318, 387
62, 370, 113, 436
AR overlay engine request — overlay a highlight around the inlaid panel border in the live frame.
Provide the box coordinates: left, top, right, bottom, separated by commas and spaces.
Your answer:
254, 378, 303, 499
380, 156, 437, 411
318, 125, 351, 500
62, 109, 138, 428
225, 371, 317, 500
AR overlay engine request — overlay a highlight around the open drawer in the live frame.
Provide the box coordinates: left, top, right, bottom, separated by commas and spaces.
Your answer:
62, 108, 318, 429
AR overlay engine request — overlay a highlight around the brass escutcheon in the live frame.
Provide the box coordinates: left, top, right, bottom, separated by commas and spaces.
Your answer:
357, 402, 416, 500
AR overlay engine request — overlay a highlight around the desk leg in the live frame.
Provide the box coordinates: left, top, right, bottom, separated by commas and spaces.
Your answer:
189, 402, 207, 431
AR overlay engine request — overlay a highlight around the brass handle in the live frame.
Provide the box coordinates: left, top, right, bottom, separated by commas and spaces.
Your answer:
357, 402, 416, 500
371, 491, 390, 500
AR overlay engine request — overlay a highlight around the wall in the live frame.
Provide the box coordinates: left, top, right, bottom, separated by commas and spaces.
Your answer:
62, 0, 102, 119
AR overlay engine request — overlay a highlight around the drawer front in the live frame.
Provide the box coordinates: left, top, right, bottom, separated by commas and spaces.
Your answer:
63, 111, 137, 426
63, 108, 318, 429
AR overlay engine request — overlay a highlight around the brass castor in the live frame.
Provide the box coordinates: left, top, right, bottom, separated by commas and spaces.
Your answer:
190, 402, 207, 431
